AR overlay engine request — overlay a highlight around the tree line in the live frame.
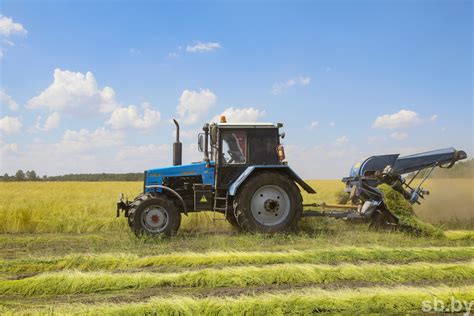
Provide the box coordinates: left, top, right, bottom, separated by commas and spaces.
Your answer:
0, 159, 471, 182
1, 170, 144, 182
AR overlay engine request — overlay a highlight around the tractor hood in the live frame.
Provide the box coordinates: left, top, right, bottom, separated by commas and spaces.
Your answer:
144, 161, 215, 193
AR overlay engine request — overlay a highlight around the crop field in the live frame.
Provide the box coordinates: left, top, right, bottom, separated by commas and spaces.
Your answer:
0, 180, 473, 314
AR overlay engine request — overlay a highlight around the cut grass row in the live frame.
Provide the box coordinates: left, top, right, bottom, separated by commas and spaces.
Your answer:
1, 262, 472, 296
2, 227, 472, 261
2, 246, 473, 274
4, 285, 473, 315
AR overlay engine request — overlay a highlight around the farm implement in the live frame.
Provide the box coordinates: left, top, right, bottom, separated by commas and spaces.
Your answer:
304, 147, 467, 230
117, 117, 466, 236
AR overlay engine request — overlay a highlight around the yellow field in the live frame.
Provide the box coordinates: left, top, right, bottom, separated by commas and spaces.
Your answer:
0, 179, 471, 233
0, 180, 473, 314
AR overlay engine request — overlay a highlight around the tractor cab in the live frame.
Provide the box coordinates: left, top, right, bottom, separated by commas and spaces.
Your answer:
199, 118, 285, 189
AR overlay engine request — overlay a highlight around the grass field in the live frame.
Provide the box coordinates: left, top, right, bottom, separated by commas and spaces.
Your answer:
0, 180, 473, 314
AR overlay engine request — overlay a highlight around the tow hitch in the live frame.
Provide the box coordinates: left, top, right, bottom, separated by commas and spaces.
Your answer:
116, 193, 131, 217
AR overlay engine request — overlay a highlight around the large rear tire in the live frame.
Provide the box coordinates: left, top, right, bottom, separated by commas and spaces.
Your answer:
234, 172, 302, 233
225, 210, 241, 230
128, 193, 181, 237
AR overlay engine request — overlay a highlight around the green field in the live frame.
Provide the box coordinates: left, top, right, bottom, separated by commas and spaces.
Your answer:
0, 180, 473, 314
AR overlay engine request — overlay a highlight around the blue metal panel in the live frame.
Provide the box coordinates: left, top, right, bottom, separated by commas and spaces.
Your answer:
358, 154, 399, 176
228, 165, 316, 196
145, 161, 215, 193
394, 147, 458, 174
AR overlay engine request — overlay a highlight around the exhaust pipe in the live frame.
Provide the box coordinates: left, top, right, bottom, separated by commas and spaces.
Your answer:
173, 119, 182, 166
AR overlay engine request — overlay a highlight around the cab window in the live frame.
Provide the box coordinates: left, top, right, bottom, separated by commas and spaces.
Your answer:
221, 132, 247, 164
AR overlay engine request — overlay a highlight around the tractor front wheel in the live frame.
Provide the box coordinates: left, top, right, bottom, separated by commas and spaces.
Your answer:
127, 193, 145, 228
234, 172, 302, 233
128, 193, 181, 237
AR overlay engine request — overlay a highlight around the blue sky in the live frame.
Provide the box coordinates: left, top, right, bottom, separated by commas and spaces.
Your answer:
0, 0, 472, 178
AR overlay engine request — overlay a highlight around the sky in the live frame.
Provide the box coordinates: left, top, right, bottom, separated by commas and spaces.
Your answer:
0, 0, 472, 179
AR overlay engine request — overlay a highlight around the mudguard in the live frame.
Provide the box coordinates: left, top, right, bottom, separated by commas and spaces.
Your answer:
228, 165, 316, 196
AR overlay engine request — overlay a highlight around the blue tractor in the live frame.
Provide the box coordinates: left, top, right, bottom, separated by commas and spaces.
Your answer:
117, 117, 467, 237
117, 117, 316, 236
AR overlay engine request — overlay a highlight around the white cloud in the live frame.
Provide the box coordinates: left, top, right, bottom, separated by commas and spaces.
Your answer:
0, 90, 18, 111
271, 79, 295, 95
367, 135, 386, 144
0, 128, 126, 175
372, 109, 422, 129
329, 122, 336, 127
61, 127, 123, 153
0, 141, 18, 172
299, 76, 311, 85
177, 89, 217, 125
390, 131, 408, 140
271, 79, 296, 95
129, 48, 141, 55
285, 143, 364, 179
168, 52, 179, 58
116, 144, 170, 161
0, 16, 27, 37
430, 114, 438, 122
27, 69, 119, 115
0, 141, 17, 154
0, 15, 27, 58
309, 121, 319, 130
211, 107, 266, 123
172, 128, 198, 139
325, 66, 332, 73
334, 135, 349, 146
35, 112, 60, 131
0, 116, 21, 134
186, 41, 221, 53
106, 102, 161, 130
44, 112, 60, 130
271, 75, 311, 95
2, 38, 14, 46
441, 127, 447, 132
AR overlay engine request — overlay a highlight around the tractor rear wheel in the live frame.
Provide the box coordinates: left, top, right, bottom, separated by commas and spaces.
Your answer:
234, 172, 302, 233
128, 193, 181, 237
225, 210, 241, 230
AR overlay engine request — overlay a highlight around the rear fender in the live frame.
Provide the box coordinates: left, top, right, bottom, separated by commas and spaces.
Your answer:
228, 165, 316, 196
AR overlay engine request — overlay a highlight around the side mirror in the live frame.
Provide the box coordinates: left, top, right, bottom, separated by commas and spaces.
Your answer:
198, 133, 204, 152
279, 132, 285, 139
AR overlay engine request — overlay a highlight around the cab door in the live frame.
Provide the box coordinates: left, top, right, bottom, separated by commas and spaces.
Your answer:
215, 129, 249, 188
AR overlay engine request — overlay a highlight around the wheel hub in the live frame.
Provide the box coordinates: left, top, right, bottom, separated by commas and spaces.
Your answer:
264, 199, 280, 212
142, 206, 168, 233
250, 185, 291, 226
